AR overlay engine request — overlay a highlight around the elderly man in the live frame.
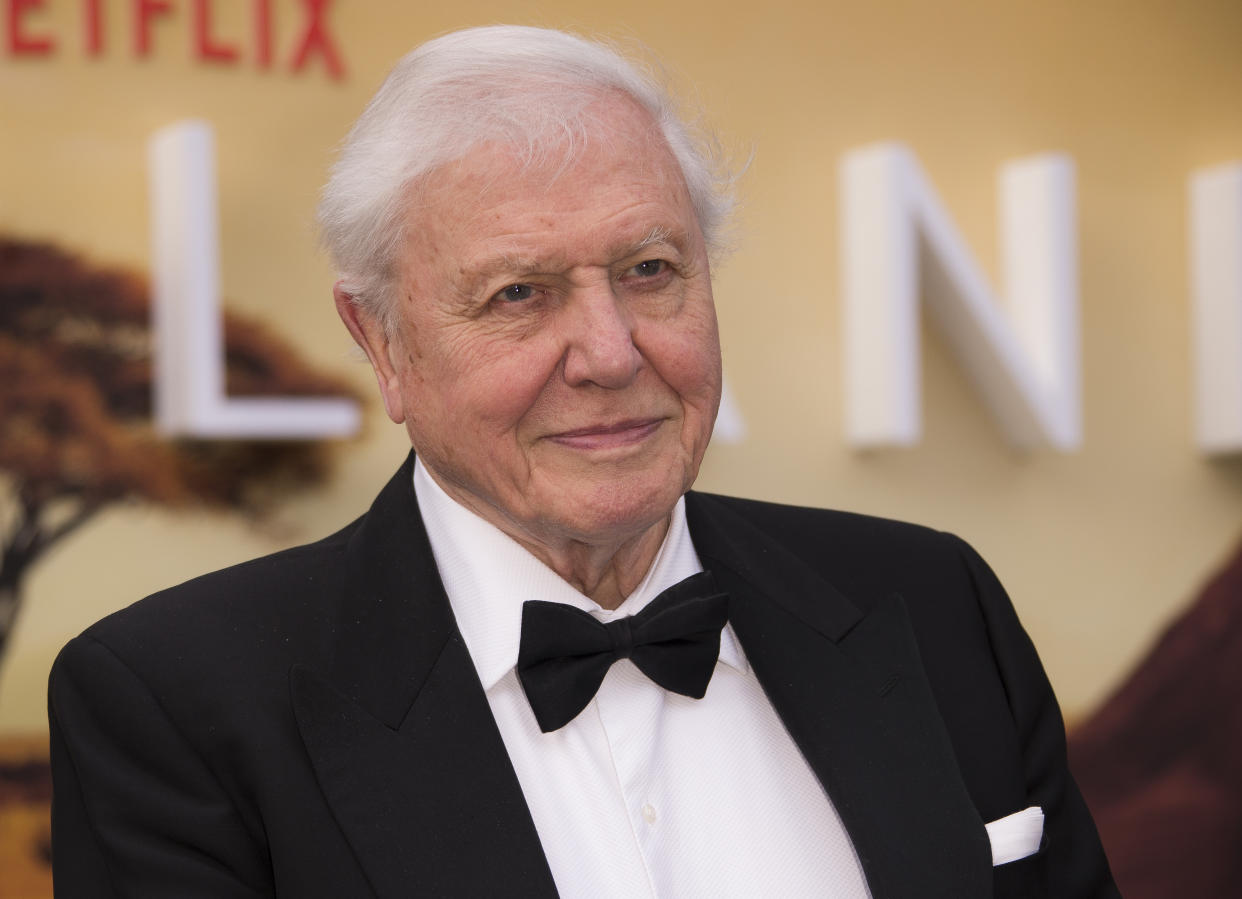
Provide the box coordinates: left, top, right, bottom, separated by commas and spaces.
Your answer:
49, 25, 1117, 899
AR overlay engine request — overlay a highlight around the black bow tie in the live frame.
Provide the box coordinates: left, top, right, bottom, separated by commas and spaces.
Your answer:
516, 571, 729, 733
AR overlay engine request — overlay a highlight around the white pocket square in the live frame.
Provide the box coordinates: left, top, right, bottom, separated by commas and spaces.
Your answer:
985, 806, 1044, 866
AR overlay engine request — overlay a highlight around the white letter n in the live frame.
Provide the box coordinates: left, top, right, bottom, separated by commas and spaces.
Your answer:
840, 144, 1080, 450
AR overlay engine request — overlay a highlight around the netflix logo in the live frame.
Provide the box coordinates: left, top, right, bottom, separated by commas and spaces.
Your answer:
3, 0, 346, 79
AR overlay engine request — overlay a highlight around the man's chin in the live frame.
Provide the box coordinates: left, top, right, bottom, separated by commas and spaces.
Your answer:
545, 479, 688, 544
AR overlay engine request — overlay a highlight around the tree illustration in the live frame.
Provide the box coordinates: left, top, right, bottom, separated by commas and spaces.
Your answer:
0, 236, 362, 667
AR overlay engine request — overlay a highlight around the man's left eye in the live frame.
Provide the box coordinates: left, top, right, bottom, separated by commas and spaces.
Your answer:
628, 259, 667, 278
495, 283, 535, 303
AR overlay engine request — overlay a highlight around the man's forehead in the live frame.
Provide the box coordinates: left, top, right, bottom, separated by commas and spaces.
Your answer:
418, 92, 671, 195
406, 125, 700, 285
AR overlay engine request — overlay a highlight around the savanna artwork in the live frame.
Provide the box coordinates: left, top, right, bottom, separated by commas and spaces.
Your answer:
0, 236, 358, 894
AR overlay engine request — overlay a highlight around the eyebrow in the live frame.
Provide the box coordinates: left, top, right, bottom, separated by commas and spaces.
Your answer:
632, 225, 675, 254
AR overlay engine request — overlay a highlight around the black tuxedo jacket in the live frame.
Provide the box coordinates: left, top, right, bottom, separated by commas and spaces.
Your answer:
50, 456, 1118, 898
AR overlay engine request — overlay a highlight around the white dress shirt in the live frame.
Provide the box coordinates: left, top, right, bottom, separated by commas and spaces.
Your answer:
414, 460, 871, 898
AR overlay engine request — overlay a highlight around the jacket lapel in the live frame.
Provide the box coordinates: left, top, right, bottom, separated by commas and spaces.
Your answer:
686, 493, 993, 899
288, 460, 992, 897
290, 455, 557, 899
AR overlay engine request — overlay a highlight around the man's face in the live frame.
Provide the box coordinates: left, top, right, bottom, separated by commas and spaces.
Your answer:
350, 95, 722, 552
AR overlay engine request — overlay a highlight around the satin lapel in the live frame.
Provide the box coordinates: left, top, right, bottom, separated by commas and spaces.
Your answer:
686, 493, 993, 899
291, 455, 557, 899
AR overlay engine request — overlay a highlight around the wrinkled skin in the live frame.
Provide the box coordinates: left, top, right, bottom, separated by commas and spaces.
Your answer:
337, 94, 722, 608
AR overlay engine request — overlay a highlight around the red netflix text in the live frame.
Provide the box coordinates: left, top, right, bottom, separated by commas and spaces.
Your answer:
3, 0, 346, 79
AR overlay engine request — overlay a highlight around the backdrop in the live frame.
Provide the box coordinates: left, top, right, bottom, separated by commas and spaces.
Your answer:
3, 0, 1241, 742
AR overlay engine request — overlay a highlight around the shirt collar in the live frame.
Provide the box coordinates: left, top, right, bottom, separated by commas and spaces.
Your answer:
412, 457, 747, 691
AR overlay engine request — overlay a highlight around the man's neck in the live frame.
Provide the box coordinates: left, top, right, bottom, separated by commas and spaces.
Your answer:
422, 462, 672, 610
507, 518, 672, 609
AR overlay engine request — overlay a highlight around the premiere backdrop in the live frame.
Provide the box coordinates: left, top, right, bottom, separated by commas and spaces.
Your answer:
2, 0, 1241, 764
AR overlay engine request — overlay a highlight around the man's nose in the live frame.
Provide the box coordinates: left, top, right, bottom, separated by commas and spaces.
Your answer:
561, 284, 642, 389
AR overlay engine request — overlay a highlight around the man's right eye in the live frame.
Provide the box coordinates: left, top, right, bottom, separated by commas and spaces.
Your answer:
494, 284, 535, 303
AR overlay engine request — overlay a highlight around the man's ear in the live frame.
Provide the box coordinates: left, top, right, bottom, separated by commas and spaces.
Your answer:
333, 282, 406, 424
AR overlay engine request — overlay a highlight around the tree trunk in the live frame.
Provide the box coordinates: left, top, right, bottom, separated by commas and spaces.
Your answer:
0, 496, 101, 670
0, 579, 23, 668
1, 501, 37, 666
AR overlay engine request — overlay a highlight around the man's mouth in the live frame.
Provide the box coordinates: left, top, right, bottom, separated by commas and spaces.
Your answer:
546, 418, 664, 450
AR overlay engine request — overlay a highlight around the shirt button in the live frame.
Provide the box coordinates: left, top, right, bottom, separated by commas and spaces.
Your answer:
641, 803, 657, 824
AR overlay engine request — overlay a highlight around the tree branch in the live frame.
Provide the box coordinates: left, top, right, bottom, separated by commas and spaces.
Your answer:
39, 501, 102, 552
3, 485, 43, 560
2, 488, 102, 581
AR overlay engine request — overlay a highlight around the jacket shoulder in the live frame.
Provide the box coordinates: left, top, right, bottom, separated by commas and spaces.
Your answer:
688, 490, 944, 540
686, 490, 966, 584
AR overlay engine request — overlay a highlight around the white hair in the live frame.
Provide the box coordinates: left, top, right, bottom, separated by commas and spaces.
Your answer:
317, 25, 735, 333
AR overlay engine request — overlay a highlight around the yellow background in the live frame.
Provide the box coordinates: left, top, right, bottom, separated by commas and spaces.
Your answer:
2, 0, 1242, 733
